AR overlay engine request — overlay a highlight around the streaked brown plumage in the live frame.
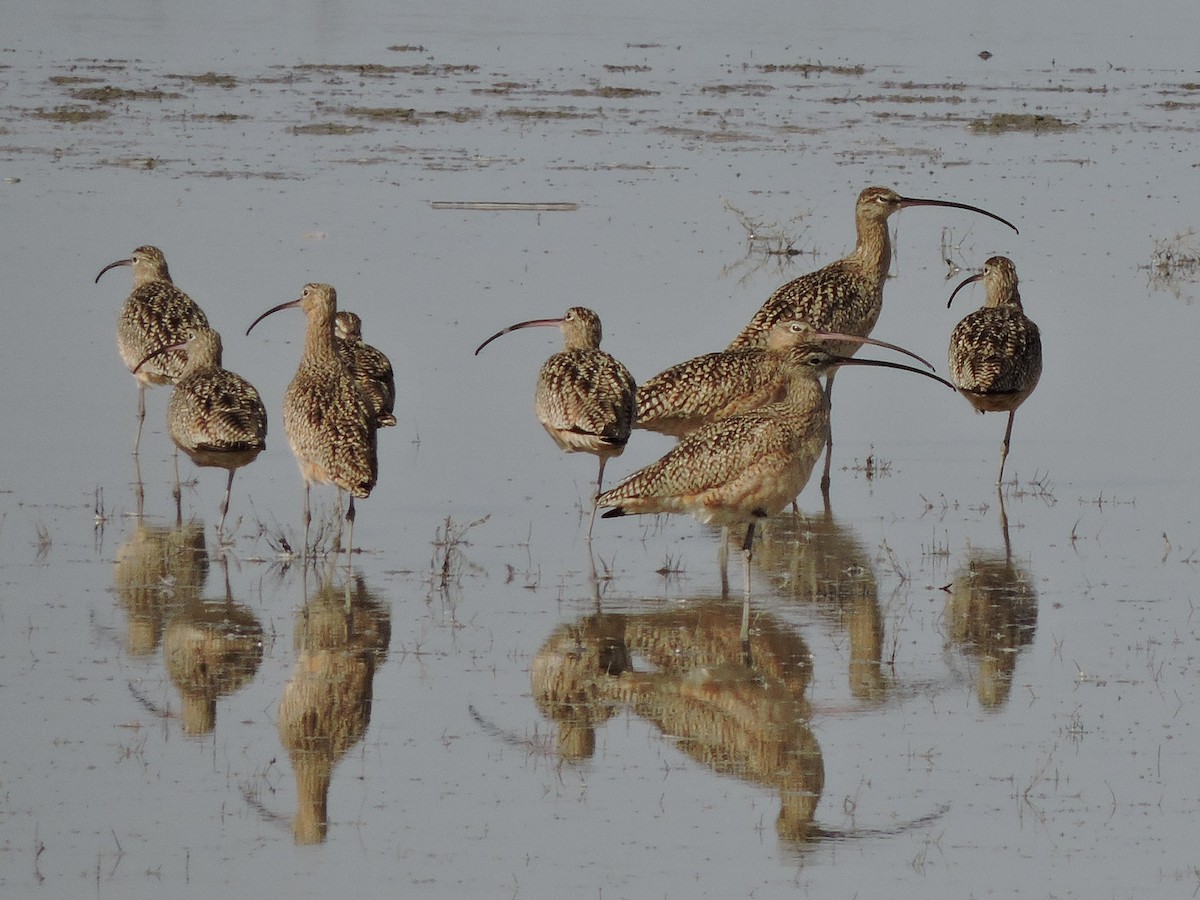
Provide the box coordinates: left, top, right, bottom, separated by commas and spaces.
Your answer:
947, 255, 1042, 485
135, 326, 267, 536
334, 310, 397, 428
636, 319, 936, 438
96, 245, 210, 453
475, 306, 636, 538
247, 283, 377, 557
599, 346, 955, 631
728, 187, 1018, 492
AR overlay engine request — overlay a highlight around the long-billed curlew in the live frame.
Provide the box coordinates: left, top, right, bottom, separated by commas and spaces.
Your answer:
597, 342, 954, 657
334, 311, 397, 429
475, 306, 636, 539
947, 256, 1042, 486
247, 283, 376, 558
134, 326, 267, 537
637, 319, 936, 438
728, 187, 1018, 493
96, 246, 210, 454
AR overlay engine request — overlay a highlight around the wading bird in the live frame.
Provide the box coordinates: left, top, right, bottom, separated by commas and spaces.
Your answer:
135, 326, 267, 537
96, 246, 210, 454
476, 306, 636, 539
247, 284, 376, 559
946, 256, 1042, 485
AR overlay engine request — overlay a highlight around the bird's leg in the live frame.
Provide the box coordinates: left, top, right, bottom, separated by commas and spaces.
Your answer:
132, 452, 145, 520
586, 540, 602, 613
588, 458, 607, 541
997, 409, 1016, 487
172, 446, 182, 511
133, 384, 146, 456
170, 449, 183, 525
997, 483, 1012, 562
303, 483, 312, 558
345, 495, 356, 568
718, 526, 730, 598
219, 469, 234, 541
819, 370, 838, 495
740, 522, 756, 667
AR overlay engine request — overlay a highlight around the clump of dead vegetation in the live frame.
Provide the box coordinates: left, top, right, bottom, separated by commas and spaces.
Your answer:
1144, 229, 1200, 300
719, 199, 817, 285
28, 105, 110, 123
967, 113, 1075, 133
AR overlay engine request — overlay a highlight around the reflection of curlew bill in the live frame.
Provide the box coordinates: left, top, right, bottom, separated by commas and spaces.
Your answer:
278, 572, 391, 844
163, 563, 263, 737
746, 509, 886, 703
113, 518, 208, 656
945, 550, 1038, 709
531, 599, 825, 846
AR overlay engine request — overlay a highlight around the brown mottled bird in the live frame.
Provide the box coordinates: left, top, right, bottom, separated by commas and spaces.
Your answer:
247, 283, 377, 557
135, 326, 267, 536
728, 187, 1018, 492
96, 245, 210, 454
598, 343, 955, 637
475, 306, 636, 539
334, 311, 397, 428
636, 319, 936, 438
947, 256, 1042, 485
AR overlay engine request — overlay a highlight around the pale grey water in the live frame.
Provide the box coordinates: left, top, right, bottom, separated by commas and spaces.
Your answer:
3, 1, 1200, 897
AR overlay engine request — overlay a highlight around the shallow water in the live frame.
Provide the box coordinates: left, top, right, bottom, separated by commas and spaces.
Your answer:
4, 2, 1200, 897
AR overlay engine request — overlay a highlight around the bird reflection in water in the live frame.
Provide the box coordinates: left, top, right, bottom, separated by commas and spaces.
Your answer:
162, 557, 263, 736
113, 502, 208, 657
749, 505, 887, 703
277, 571, 391, 844
530, 596, 826, 847
943, 490, 1038, 709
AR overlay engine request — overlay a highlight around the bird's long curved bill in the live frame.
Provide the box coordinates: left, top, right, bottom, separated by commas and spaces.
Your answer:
899, 196, 1018, 235
95, 258, 133, 283
132, 340, 187, 374
474, 317, 564, 355
946, 271, 985, 309
833, 354, 957, 391
805, 327, 937, 371
246, 298, 302, 335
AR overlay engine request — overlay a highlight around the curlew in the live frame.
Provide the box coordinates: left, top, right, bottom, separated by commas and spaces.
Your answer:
96, 246, 210, 454
134, 326, 267, 537
334, 310, 397, 428
947, 256, 1042, 486
475, 306, 636, 539
597, 343, 955, 656
247, 283, 376, 558
728, 187, 1018, 492
637, 319, 936, 438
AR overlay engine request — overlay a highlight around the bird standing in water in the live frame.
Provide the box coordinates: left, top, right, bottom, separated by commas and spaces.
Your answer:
135, 326, 266, 538
476, 306, 636, 540
96, 246, 210, 454
247, 284, 376, 560
947, 256, 1042, 485
334, 310, 397, 429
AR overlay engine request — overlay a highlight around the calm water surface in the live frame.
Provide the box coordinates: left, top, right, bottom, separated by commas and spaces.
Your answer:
3, 1, 1200, 897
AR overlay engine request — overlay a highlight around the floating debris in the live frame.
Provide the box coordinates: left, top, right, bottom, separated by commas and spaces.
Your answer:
430, 201, 579, 211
